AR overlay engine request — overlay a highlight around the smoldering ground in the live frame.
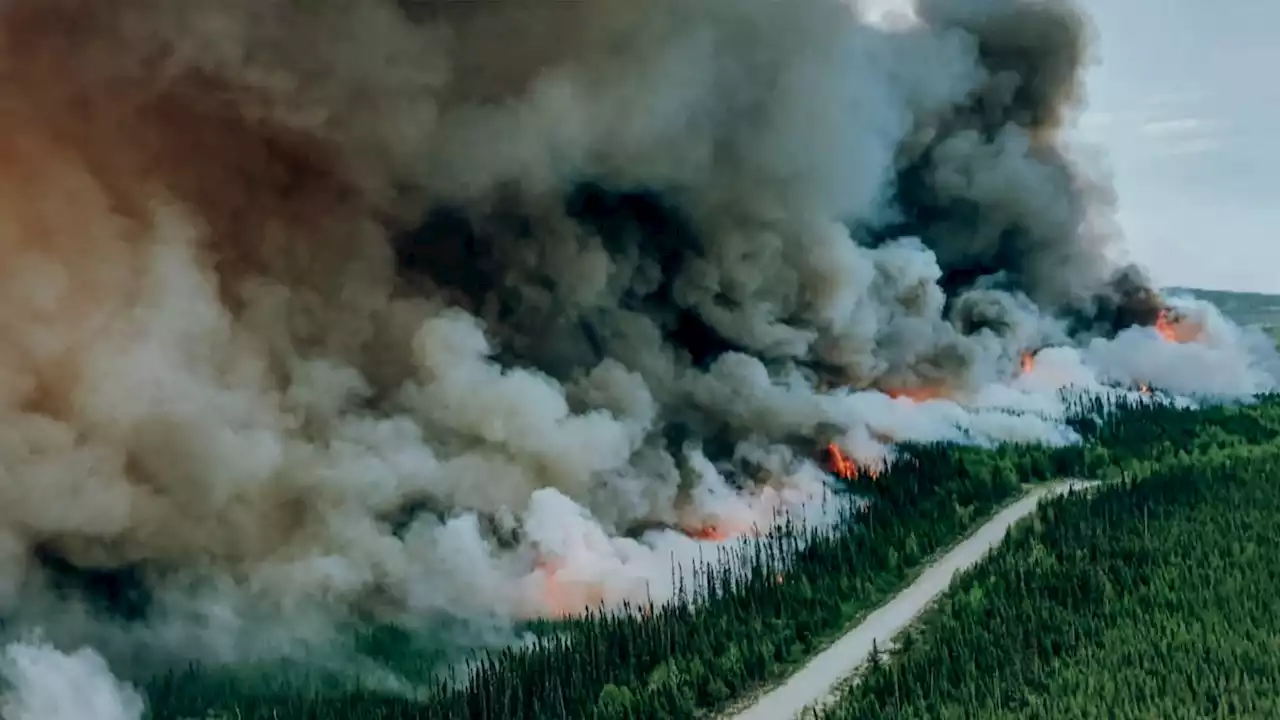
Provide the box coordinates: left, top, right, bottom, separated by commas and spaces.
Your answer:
0, 0, 1271, 703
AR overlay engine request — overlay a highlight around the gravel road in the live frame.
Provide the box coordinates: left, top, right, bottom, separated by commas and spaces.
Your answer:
731, 480, 1096, 720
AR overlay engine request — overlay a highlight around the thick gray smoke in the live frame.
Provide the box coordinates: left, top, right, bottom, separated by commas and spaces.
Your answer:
0, 0, 1269, 687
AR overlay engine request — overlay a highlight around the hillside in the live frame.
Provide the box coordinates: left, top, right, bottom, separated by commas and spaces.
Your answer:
2, 2, 1277, 718
817, 441, 1280, 719
1166, 287, 1280, 328
140, 397, 1280, 719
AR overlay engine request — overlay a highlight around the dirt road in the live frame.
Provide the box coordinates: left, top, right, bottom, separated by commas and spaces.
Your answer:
731, 480, 1095, 720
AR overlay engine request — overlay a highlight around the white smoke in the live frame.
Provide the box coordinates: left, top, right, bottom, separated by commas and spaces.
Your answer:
1084, 296, 1279, 397
0, 639, 143, 720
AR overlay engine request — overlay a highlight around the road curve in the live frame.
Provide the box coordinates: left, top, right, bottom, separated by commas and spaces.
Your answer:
731, 479, 1096, 720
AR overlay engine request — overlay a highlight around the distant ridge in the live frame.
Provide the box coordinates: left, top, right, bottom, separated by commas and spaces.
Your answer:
1164, 287, 1280, 328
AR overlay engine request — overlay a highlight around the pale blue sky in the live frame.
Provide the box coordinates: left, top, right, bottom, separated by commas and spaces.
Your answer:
1072, 0, 1276, 293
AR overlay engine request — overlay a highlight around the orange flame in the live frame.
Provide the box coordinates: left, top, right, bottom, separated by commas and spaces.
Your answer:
532, 558, 606, 619
826, 443, 879, 481
688, 525, 731, 542
1138, 382, 1150, 394
685, 520, 761, 543
884, 387, 946, 402
533, 559, 573, 618
1155, 309, 1179, 342
1020, 351, 1035, 374
828, 442, 855, 479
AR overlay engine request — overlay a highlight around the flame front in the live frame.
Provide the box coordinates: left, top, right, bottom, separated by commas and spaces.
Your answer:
1155, 309, 1179, 342
688, 525, 731, 542
827, 443, 879, 481
1021, 351, 1035, 374
828, 442, 855, 479
884, 387, 947, 402
532, 558, 606, 618
684, 518, 762, 543
533, 559, 575, 618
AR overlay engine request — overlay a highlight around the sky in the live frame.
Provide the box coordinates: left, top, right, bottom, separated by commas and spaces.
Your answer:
1075, 0, 1280, 294
862, 0, 1278, 294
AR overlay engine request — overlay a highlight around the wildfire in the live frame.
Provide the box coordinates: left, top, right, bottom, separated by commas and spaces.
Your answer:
1138, 382, 1151, 394
532, 558, 605, 619
533, 559, 574, 618
688, 525, 731, 542
828, 442, 855, 478
1155, 308, 1179, 342
884, 387, 946, 402
826, 443, 879, 481
1153, 306, 1206, 344
1020, 351, 1035, 374
685, 520, 760, 543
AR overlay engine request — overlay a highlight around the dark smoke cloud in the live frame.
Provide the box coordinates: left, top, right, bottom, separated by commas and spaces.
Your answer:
398, 0, 1157, 387
0, 0, 1259, 695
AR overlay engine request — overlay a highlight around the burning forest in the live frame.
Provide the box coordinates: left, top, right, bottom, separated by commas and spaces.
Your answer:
0, 0, 1275, 707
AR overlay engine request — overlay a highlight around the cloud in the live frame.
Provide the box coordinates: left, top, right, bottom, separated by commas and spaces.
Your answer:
1139, 117, 1204, 137
1136, 114, 1222, 157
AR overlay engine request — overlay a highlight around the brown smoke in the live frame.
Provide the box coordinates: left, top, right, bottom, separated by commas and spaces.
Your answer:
0, 0, 447, 631
0, 0, 1226, 678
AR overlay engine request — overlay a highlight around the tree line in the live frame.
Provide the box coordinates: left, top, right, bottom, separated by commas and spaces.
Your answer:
818, 439, 1280, 719
146, 393, 1280, 719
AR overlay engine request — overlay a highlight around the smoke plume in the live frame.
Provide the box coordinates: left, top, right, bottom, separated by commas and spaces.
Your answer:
0, 0, 1272, 684
0, 639, 143, 720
